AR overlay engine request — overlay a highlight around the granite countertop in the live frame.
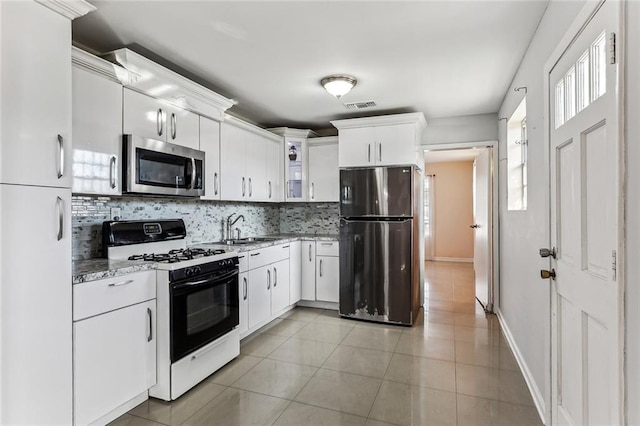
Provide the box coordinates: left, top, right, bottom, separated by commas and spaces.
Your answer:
73, 233, 339, 283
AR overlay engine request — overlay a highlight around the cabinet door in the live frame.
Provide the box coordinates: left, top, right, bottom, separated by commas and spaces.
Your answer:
338, 127, 374, 168
309, 143, 339, 202
123, 88, 166, 141
72, 67, 123, 195
301, 241, 316, 300
245, 132, 268, 201
289, 241, 302, 305
0, 185, 72, 424
166, 105, 200, 150
375, 124, 416, 166
200, 117, 221, 200
1, 1, 72, 188
74, 300, 156, 426
248, 267, 271, 329
220, 123, 247, 201
285, 137, 307, 201
271, 259, 290, 315
266, 138, 282, 202
316, 256, 339, 303
238, 272, 249, 336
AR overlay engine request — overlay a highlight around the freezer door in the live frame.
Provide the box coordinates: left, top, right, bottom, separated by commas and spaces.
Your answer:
339, 218, 413, 324
340, 167, 413, 217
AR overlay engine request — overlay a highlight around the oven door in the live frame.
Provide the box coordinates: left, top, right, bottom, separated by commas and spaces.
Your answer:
124, 134, 204, 197
170, 268, 239, 362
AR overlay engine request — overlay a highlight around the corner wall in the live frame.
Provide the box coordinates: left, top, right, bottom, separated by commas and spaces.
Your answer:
496, 0, 586, 421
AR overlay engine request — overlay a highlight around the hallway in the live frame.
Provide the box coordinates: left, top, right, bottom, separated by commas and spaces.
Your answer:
111, 261, 541, 425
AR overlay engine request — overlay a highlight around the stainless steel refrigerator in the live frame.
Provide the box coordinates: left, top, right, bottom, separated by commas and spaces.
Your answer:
339, 166, 420, 325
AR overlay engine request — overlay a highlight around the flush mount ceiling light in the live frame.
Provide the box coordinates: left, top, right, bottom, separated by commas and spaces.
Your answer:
321, 75, 357, 98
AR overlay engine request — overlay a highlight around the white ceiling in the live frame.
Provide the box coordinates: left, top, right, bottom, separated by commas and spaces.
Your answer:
72, 1, 549, 132
424, 148, 483, 163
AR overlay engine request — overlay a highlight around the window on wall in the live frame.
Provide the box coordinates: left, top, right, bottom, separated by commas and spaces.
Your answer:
507, 98, 527, 211
555, 31, 607, 129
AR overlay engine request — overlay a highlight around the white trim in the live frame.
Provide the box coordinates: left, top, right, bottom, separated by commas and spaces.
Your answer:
224, 115, 284, 143
307, 136, 338, 147
268, 127, 318, 139
497, 308, 546, 424
296, 300, 339, 310
35, 0, 95, 20
72, 47, 129, 84
330, 112, 427, 130
431, 257, 473, 263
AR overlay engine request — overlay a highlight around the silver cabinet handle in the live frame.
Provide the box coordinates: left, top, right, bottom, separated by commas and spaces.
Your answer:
282, 245, 290, 249
379, 143, 382, 162
170, 112, 177, 140
109, 156, 117, 189
367, 143, 371, 163
267, 269, 271, 290
249, 178, 252, 197
56, 196, 64, 241
320, 242, 334, 246
242, 177, 246, 197
309, 243, 312, 261
157, 108, 164, 136
319, 259, 323, 277
250, 252, 261, 257
147, 307, 153, 342
243, 277, 248, 300
269, 181, 272, 199
57, 135, 64, 179
107, 279, 134, 287
311, 183, 315, 200
214, 172, 219, 195
273, 267, 277, 287
190, 158, 197, 189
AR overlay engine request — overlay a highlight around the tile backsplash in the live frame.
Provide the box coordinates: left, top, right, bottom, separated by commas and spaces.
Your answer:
72, 196, 339, 259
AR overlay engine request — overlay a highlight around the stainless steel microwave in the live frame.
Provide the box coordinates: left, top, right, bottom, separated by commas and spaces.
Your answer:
123, 135, 205, 197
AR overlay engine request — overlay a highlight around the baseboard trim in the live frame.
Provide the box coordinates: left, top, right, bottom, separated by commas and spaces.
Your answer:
431, 257, 473, 263
297, 300, 339, 310
496, 309, 546, 424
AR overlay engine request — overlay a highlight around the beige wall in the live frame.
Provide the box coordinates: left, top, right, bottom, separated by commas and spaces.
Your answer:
426, 161, 474, 260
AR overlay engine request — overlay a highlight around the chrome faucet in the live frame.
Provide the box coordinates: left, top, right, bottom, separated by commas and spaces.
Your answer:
226, 213, 245, 240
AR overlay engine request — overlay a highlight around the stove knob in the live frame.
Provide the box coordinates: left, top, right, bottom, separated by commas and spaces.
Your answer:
185, 267, 194, 277
194, 266, 202, 274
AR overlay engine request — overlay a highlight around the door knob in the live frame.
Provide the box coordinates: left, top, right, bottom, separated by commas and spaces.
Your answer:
539, 247, 557, 259
540, 269, 556, 280
470, 224, 480, 229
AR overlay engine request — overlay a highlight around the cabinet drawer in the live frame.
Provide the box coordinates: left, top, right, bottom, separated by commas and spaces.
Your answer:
74, 271, 156, 321
316, 241, 339, 257
247, 243, 290, 270
237, 253, 249, 273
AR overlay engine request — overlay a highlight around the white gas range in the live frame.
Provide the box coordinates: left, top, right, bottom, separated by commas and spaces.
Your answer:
103, 219, 240, 401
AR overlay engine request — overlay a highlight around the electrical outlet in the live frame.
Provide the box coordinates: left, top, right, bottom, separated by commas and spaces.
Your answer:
110, 207, 121, 221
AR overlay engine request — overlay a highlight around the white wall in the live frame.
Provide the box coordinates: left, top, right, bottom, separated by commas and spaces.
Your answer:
496, 0, 585, 422
624, 1, 640, 424
424, 113, 497, 144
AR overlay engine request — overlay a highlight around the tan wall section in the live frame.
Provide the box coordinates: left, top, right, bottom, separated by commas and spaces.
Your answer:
426, 161, 474, 259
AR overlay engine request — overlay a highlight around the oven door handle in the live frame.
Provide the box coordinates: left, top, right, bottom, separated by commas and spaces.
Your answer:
172, 269, 239, 291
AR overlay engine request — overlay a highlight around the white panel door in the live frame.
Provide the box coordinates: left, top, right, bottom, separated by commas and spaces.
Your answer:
238, 272, 249, 335
248, 267, 271, 329
1, 185, 72, 425
271, 259, 290, 315
375, 124, 416, 166
200, 117, 221, 200
0, 1, 72, 188
245, 132, 268, 201
473, 148, 492, 311
316, 256, 339, 303
165, 105, 200, 150
220, 123, 247, 201
301, 241, 316, 300
309, 142, 339, 202
549, 2, 621, 424
338, 127, 374, 168
74, 300, 156, 426
72, 66, 123, 195
266, 138, 282, 202
289, 241, 302, 304
123, 88, 166, 141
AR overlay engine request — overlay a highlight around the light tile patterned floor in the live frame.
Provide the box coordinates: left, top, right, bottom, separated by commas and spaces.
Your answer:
111, 261, 542, 426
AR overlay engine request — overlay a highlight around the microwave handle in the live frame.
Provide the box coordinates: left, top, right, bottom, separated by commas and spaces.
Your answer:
190, 158, 196, 189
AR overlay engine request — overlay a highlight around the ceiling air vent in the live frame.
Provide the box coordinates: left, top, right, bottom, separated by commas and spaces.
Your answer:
343, 101, 377, 110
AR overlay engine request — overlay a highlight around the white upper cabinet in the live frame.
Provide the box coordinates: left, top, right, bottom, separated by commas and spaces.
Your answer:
0, 0, 77, 188
72, 49, 124, 195
331, 113, 427, 168
200, 117, 221, 200
269, 128, 318, 202
123, 88, 200, 149
266, 138, 282, 202
308, 137, 339, 202
220, 122, 247, 200
245, 131, 268, 200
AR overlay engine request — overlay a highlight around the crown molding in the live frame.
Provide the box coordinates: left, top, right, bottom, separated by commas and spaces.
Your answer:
35, 0, 96, 20
103, 48, 235, 122
224, 115, 283, 143
308, 136, 338, 146
330, 112, 427, 130
268, 127, 318, 139
72, 47, 129, 84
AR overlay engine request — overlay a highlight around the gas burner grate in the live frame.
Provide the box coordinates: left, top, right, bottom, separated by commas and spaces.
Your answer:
128, 248, 226, 263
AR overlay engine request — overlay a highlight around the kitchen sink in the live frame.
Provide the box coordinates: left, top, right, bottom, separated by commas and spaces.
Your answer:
214, 237, 281, 245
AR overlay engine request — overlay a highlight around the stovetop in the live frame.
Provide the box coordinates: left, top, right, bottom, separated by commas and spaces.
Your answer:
127, 248, 226, 264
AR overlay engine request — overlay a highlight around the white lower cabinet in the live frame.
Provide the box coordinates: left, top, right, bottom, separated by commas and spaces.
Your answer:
271, 259, 290, 315
248, 266, 271, 329
300, 240, 339, 303
289, 241, 302, 304
316, 256, 339, 303
301, 240, 316, 300
238, 271, 249, 335
74, 299, 156, 426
